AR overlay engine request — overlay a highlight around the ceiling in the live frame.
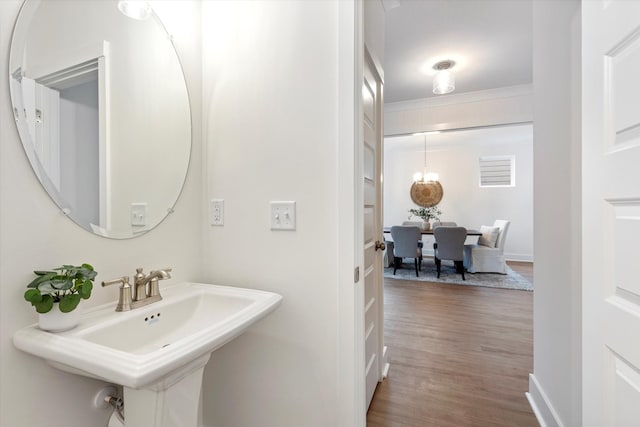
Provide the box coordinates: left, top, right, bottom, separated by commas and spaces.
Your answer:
383, 0, 533, 103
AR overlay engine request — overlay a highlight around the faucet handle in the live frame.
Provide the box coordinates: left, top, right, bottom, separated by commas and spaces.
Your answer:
101, 276, 132, 312
102, 276, 130, 287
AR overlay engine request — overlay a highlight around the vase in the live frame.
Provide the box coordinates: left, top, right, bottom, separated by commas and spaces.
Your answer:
422, 221, 431, 231
38, 305, 81, 332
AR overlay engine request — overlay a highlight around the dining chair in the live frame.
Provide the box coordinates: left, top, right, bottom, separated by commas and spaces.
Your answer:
434, 226, 468, 280
402, 220, 425, 253
390, 226, 422, 277
431, 221, 457, 251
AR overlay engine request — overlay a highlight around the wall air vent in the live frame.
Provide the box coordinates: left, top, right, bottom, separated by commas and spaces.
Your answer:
479, 155, 515, 187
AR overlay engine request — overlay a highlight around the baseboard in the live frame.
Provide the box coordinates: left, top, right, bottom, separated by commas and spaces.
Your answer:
381, 345, 390, 379
505, 253, 533, 262
526, 373, 564, 427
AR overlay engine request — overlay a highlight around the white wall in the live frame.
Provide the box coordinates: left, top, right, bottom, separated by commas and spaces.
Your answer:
528, 1, 582, 426
199, 1, 354, 426
0, 2, 203, 426
384, 124, 533, 261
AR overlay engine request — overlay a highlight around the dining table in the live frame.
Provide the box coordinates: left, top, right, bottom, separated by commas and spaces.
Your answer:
383, 227, 482, 236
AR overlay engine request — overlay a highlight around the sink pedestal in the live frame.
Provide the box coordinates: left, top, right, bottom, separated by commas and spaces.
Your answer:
118, 354, 210, 427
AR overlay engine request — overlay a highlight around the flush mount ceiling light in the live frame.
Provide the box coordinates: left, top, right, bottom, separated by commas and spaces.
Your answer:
118, 0, 152, 20
432, 60, 456, 95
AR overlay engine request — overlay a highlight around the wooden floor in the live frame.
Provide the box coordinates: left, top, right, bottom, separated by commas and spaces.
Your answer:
367, 262, 537, 427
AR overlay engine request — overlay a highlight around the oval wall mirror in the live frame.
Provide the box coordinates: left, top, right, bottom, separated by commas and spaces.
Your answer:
9, 0, 191, 239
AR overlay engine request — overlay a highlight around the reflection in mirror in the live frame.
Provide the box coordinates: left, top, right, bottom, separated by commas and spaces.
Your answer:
9, 0, 191, 239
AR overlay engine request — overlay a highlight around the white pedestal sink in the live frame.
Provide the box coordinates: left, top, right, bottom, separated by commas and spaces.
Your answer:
13, 282, 283, 427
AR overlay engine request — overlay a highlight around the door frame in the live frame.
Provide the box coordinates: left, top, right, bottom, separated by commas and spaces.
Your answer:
336, 0, 366, 426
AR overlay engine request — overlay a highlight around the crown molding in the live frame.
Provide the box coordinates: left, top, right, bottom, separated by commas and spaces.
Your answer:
385, 84, 533, 112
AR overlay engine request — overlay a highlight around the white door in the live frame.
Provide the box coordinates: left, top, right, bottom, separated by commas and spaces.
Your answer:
362, 49, 386, 409
583, 2, 640, 425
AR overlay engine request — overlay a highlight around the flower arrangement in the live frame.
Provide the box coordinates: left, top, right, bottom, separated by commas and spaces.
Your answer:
408, 206, 442, 222
24, 264, 97, 314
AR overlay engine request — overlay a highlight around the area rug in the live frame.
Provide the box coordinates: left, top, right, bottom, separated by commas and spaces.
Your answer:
384, 260, 532, 291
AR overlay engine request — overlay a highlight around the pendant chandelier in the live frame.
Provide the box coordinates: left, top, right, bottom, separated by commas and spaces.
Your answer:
413, 133, 439, 183
410, 132, 443, 207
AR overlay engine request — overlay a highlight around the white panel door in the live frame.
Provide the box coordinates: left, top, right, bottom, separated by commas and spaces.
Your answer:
362, 49, 385, 409
583, 2, 640, 425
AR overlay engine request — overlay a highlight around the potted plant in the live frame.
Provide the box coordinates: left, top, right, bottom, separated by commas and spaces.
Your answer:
408, 206, 442, 230
23, 263, 97, 332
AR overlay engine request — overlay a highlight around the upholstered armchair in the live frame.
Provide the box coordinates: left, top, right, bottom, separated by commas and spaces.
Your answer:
433, 226, 467, 280
464, 220, 510, 274
390, 225, 423, 277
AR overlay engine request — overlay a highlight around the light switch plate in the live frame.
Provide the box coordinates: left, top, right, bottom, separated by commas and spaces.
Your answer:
131, 203, 147, 226
210, 199, 224, 226
270, 201, 296, 231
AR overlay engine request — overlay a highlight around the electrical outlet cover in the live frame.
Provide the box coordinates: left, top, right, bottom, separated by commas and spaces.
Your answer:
210, 199, 224, 226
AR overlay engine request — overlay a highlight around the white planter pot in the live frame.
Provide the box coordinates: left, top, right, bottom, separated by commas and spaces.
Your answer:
38, 305, 81, 332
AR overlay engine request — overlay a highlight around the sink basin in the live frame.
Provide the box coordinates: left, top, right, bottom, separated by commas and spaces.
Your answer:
13, 282, 282, 389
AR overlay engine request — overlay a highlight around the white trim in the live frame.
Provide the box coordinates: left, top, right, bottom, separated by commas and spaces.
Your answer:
98, 45, 110, 230
353, 0, 366, 422
385, 84, 533, 112
527, 373, 565, 427
336, 1, 362, 426
381, 345, 390, 378
505, 253, 534, 262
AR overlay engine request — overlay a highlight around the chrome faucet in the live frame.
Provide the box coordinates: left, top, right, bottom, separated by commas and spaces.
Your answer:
102, 267, 172, 311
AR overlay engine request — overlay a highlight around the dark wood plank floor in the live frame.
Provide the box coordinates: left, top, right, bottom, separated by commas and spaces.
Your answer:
367, 262, 537, 427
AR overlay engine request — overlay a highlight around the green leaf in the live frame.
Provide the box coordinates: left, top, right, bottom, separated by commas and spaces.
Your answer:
59, 294, 81, 313
34, 295, 54, 313
81, 263, 94, 271
33, 270, 54, 276
24, 289, 42, 303
76, 266, 97, 281
37, 282, 56, 294
51, 278, 73, 290
27, 272, 58, 288
78, 282, 93, 299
